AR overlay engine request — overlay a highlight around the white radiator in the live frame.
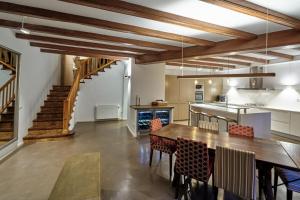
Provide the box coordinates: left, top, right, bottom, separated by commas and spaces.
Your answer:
94, 105, 120, 120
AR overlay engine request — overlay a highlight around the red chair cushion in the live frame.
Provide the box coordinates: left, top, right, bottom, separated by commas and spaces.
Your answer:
229, 124, 254, 138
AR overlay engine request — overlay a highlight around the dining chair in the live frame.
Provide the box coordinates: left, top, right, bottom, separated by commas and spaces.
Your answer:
175, 137, 214, 199
214, 146, 256, 200
198, 120, 219, 132
274, 167, 300, 200
228, 124, 254, 138
149, 118, 176, 180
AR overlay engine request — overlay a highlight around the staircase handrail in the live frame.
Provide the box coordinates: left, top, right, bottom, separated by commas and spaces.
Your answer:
0, 75, 16, 114
62, 58, 116, 133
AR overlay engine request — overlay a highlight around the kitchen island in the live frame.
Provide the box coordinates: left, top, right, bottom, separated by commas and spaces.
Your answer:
190, 103, 271, 138
128, 105, 174, 137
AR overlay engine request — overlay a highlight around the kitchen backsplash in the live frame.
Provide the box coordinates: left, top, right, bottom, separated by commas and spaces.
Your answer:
222, 60, 300, 111
225, 87, 300, 111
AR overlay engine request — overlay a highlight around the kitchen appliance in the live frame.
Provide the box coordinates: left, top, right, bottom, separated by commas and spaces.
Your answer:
195, 84, 204, 103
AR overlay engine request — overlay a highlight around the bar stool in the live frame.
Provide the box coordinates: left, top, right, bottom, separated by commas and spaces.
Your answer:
215, 115, 237, 131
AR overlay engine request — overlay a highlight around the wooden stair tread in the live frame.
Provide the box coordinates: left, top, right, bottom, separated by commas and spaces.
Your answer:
0, 132, 13, 141
24, 131, 74, 140
29, 126, 63, 131
34, 118, 63, 122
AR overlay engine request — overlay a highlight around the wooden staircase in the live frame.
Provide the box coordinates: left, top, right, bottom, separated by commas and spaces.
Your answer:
24, 85, 72, 140
0, 102, 15, 141
24, 57, 117, 141
0, 47, 18, 142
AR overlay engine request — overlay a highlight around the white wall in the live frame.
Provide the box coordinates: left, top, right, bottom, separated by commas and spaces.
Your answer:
0, 70, 11, 86
0, 27, 61, 146
127, 61, 165, 136
130, 62, 165, 105
223, 61, 300, 111
74, 61, 127, 122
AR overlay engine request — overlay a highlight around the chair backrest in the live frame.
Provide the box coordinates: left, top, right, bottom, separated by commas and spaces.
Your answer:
175, 137, 211, 182
229, 124, 254, 138
214, 146, 256, 200
198, 120, 219, 132
150, 118, 162, 132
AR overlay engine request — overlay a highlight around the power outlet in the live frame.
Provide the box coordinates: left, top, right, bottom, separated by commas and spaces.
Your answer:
297, 98, 300, 103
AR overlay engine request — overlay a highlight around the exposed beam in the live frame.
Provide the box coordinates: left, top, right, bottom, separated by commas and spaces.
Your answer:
0, 19, 180, 51
166, 62, 222, 70
30, 42, 138, 57
136, 29, 300, 64
177, 73, 276, 79
182, 60, 236, 68
166, 60, 235, 69
257, 51, 294, 60
0, 2, 215, 46
40, 49, 128, 60
201, 0, 300, 29
15, 33, 156, 54
225, 55, 269, 64
59, 0, 256, 40
196, 57, 251, 66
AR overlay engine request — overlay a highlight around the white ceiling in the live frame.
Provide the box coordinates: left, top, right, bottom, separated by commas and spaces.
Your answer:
1, 0, 300, 62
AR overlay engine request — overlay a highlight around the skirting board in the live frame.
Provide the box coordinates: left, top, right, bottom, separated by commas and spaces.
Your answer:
127, 124, 137, 138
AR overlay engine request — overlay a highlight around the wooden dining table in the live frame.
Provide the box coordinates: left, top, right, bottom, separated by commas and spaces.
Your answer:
150, 123, 300, 200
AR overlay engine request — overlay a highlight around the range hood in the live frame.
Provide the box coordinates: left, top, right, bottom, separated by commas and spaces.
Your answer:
237, 67, 274, 90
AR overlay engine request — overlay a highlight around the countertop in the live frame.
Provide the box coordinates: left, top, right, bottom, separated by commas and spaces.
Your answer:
212, 102, 300, 113
130, 105, 174, 110
190, 103, 270, 114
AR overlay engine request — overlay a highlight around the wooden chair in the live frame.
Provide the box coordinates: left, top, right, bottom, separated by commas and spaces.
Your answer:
149, 118, 176, 180
198, 120, 219, 132
274, 167, 300, 200
214, 146, 256, 200
175, 137, 214, 199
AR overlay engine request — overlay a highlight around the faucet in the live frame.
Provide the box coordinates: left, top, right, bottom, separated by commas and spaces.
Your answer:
225, 95, 229, 107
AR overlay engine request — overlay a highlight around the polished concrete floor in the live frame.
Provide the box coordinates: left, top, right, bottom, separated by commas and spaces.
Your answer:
0, 121, 299, 200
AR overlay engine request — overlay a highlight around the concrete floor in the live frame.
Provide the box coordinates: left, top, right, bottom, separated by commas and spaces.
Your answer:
0, 121, 299, 200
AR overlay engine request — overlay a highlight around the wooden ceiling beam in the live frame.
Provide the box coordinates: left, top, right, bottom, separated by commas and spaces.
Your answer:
196, 57, 251, 66
257, 51, 294, 60
0, 2, 215, 46
201, 0, 300, 29
166, 62, 222, 70
167, 60, 235, 69
40, 49, 128, 60
30, 42, 138, 58
15, 33, 156, 54
225, 55, 269, 64
59, 0, 256, 40
0, 19, 180, 51
177, 73, 276, 79
135, 29, 300, 64
182, 60, 236, 68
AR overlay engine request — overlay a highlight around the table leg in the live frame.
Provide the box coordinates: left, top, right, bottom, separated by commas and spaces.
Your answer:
258, 164, 274, 200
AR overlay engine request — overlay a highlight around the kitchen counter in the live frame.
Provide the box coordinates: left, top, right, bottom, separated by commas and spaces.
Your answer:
130, 105, 174, 110
191, 103, 270, 114
190, 103, 271, 138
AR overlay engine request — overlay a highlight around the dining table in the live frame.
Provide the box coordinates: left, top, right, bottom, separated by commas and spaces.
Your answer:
150, 123, 300, 200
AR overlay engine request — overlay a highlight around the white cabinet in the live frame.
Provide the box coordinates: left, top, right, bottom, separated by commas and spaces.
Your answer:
290, 112, 300, 137
270, 110, 290, 134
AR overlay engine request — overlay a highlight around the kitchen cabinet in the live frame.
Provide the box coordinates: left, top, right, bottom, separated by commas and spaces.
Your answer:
270, 110, 290, 134
165, 75, 223, 121
290, 112, 300, 137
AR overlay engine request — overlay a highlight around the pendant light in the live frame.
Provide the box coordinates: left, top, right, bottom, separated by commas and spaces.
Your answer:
180, 35, 184, 75
20, 16, 30, 34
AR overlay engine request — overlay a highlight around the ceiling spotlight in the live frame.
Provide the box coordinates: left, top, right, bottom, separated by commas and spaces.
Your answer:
180, 66, 183, 70
194, 80, 198, 85
20, 17, 30, 35
208, 79, 212, 85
